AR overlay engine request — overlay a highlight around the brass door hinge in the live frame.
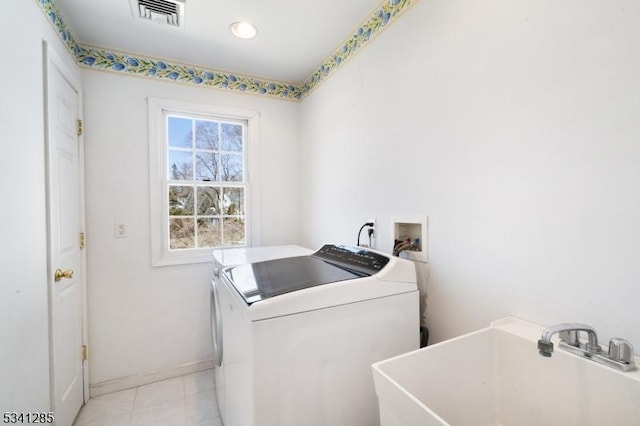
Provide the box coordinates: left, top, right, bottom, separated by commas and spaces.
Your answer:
82, 345, 88, 361
79, 232, 85, 250
77, 119, 83, 136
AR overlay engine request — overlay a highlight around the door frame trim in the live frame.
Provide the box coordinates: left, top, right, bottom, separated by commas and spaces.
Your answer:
42, 40, 90, 406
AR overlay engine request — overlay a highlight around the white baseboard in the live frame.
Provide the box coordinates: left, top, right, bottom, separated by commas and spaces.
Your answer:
89, 358, 215, 398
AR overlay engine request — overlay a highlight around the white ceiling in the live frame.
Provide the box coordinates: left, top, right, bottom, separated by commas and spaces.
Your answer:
55, 0, 384, 83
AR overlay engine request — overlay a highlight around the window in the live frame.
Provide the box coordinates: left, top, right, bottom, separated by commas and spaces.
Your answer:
149, 98, 260, 266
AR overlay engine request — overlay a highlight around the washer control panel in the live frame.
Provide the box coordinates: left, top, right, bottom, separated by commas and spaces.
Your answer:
313, 244, 390, 276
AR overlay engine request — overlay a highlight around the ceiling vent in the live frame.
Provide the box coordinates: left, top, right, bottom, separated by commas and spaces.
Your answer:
130, 0, 185, 27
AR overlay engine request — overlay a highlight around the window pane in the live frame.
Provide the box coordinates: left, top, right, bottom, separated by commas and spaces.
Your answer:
169, 150, 193, 180
169, 218, 195, 249
159, 108, 249, 257
223, 187, 245, 215
196, 152, 219, 181
169, 185, 194, 216
221, 153, 243, 182
168, 117, 192, 148
223, 217, 245, 246
221, 123, 243, 152
196, 120, 219, 150
197, 186, 221, 215
198, 218, 222, 248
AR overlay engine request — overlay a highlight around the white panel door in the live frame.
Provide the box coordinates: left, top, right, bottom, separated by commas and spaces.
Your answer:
46, 47, 84, 426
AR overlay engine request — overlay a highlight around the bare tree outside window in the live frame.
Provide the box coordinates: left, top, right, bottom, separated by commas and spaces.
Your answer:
166, 114, 247, 249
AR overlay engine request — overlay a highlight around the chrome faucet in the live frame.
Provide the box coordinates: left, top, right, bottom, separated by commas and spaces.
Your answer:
537, 323, 637, 372
537, 323, 599, 357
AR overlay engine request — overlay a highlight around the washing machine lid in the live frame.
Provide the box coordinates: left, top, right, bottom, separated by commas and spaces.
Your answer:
223, 244, 390, 305
212, 245, 312, 269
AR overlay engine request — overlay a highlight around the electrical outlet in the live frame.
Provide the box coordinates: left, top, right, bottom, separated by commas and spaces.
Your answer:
367, 218, 376, 248
115, 224, 127, 239
368, 218, 376, 237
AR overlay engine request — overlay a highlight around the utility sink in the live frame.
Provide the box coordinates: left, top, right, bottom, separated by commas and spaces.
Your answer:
372, 318, 640, 426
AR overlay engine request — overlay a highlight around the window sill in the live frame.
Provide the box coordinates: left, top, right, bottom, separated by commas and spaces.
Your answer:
151, 250, 222, 267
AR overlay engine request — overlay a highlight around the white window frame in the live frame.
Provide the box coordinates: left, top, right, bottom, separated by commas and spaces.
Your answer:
148, 97, 261, 266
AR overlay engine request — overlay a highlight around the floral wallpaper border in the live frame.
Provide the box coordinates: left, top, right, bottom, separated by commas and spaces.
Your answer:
300, 0, 415, 95
36, 0, 416, 101
38, 0, 80, 56
76, 45, 306, 99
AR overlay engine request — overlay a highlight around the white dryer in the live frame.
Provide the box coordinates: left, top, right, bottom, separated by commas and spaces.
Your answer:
211, 244, 419, 426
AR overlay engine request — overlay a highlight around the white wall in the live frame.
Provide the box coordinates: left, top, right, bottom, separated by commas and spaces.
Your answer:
299, 0, 640, 348
10, 0, 639, 398
0, 1, 80, 412
82, 71, 300, 383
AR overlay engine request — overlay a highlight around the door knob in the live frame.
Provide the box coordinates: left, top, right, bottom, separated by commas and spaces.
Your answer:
54, 268, 74, 282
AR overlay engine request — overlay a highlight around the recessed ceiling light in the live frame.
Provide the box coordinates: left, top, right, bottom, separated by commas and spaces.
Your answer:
230, 21, 258, 39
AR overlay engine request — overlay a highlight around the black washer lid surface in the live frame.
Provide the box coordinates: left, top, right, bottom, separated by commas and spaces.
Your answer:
223, 244, 389, 305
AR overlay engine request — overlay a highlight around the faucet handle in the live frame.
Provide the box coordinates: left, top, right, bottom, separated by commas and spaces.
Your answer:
608, 338, 635, 364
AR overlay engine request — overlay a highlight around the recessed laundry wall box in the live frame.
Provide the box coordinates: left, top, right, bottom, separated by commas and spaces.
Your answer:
392, 216, 428, 263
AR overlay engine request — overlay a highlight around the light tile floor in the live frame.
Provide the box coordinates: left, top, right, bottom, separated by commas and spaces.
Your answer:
73, 369, 222, 426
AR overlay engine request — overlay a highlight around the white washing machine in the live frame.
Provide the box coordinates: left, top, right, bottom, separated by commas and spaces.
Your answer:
211, 244, 419, 426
